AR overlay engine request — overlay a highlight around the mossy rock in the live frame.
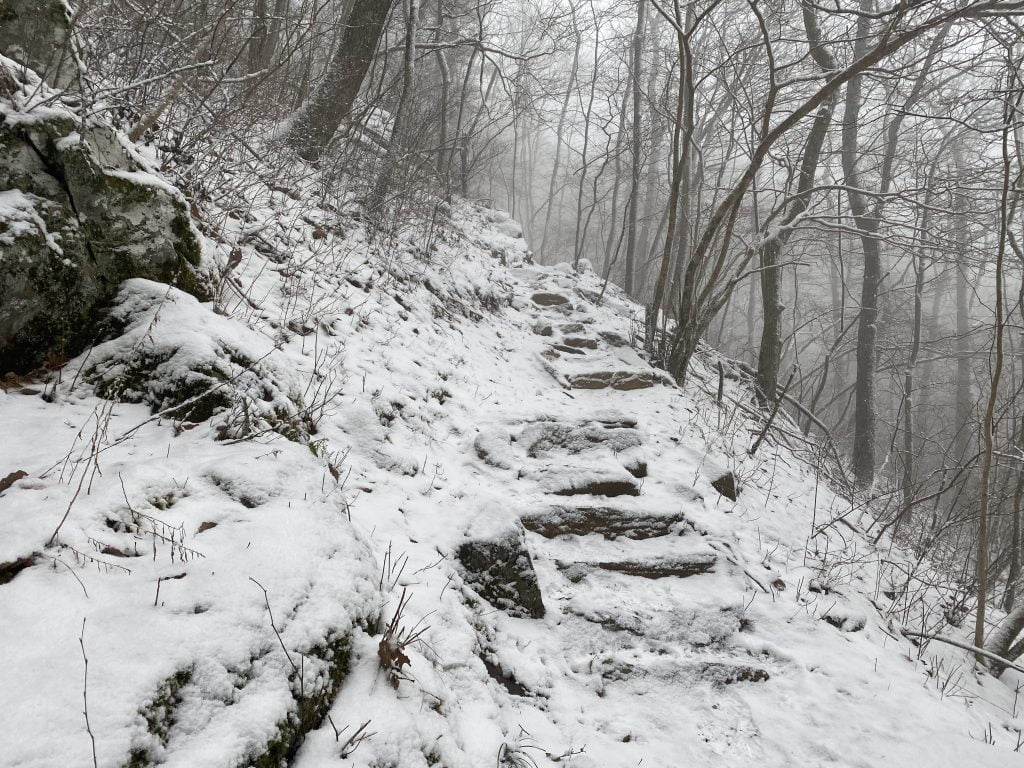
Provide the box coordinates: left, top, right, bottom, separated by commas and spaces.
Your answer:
123, 667, 194, 768
83, 281, 312, 443
0, 60, 210, 374
457, 523, 545, 619
246, 632, 354, 768
0, 0, 77, 88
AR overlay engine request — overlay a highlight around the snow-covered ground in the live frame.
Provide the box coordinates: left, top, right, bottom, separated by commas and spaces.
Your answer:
2, 175, 1023, 767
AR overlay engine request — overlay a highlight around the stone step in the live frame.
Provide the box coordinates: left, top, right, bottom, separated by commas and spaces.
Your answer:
592, 652, 770, 686
556, 552, 717, 581
521, 503, 690, 540
531, 292, 573, 308
565, 369, 670, 391
544, 473, 641, 497
561, 336, 598, 350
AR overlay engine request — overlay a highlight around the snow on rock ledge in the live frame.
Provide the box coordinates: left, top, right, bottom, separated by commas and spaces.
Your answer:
80, 279, 312, 442
0, 57, 210, 374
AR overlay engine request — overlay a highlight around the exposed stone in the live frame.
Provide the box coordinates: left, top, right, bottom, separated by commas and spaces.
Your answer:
480, 654, 530, 696
521, 504, 689, 540
532, 322, 553, 337
0, 0, 78, 88
83, 281, 310, 442
456, 521, 545, 618
247, 632, 355, 768
0, 553, 35, 585
821, 607, 867, 632
711, 472, 739, 501
531, 292, 571, 307
0, 468, 27, 495
552, 343, 585, 355
0, 59, 209, 374
559, 553, 717, 580
124, 667, 193, 767
521, 420, 643, 458
546, 471, 641, 498
691, 661, 769, 685
565, 370, 668, 391
562, 336, 598, 350
595, 656, 769, 685
599, 330, 629, 347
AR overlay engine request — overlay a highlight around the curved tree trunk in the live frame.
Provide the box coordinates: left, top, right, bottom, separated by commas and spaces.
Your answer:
754, 0, 836, 404
285, 0, 396, 160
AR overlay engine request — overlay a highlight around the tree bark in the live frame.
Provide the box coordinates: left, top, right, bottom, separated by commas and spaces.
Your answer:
623, 0, 647, 297
285, 0, 396, 160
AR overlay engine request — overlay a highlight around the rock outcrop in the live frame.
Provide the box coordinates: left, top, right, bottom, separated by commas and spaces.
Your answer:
0, 0, 78, 89
0, 57, 208, 374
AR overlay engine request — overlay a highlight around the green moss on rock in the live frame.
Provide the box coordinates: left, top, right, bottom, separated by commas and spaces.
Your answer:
245, 632, 354, 768
0, 61, 212, 374
123, 666, 194, 768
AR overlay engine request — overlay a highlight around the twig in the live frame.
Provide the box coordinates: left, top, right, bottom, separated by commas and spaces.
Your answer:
79, 618, 98, 768
249, 577, 303, 696
154, 572, 186, 606
339, 719, 375, 758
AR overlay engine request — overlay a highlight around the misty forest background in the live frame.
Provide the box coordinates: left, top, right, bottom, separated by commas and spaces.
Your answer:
31, 0, 1024, 660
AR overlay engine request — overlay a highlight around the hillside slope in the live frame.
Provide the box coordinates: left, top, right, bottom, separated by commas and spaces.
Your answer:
1, 175, 1023, 767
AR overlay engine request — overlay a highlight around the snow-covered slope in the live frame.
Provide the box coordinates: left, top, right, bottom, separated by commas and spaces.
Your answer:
1, 183, 1022, 767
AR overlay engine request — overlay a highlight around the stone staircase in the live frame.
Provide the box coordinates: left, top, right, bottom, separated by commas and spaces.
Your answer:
461, 275, 774, 698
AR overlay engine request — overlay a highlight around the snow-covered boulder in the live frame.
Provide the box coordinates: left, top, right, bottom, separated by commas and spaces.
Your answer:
0, 57, 209, 374
456, 505, 545, 619
81, 280, 312, 442
0, 0, 78, 88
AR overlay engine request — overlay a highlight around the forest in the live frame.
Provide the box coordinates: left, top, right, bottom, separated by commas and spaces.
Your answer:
5, 0, 1024, 764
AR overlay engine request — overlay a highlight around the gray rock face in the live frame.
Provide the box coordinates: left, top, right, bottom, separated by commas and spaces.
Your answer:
0, 59, 208, 374
0, 0, 78, 88
457, 522, 545, 619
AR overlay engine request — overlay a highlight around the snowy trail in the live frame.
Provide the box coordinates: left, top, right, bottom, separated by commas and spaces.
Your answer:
3, 202, 1024, 766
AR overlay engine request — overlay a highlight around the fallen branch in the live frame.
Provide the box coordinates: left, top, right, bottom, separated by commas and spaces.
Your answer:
901, 630, 1024, 675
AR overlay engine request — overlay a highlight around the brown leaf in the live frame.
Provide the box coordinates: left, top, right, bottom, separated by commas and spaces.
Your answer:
0, 470, 28, 495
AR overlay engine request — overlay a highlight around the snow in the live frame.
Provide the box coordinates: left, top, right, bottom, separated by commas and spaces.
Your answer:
2, 165, 1024, 767
0, 188, 67, 255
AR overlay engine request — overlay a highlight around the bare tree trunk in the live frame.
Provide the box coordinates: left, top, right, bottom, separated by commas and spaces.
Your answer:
754, 0, 836, 403
647, 5, 693, 355
841, 5, 879, 487
261, 0, 290, 70
433, 0, 450, 196
367, 0, 417, 213
637, 13, 663, 296
953, 143, 974, 463
285, 0, 396, 160
247, 0, 269, 74
623, 0, 647, 297
901, 243, 926, 514
978, 66, 1017, 661
539, 9, 580, 261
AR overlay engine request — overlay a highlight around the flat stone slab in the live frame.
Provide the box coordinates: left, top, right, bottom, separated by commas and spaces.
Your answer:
565, 369, 670, 391
532, 292, 571, 306
521, 504, 689, 539
521, 421, 643, 457
595, 656, 769, 685
546, 473, 641, 497
561, 336, 599, 350
557, 553, 717, 581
